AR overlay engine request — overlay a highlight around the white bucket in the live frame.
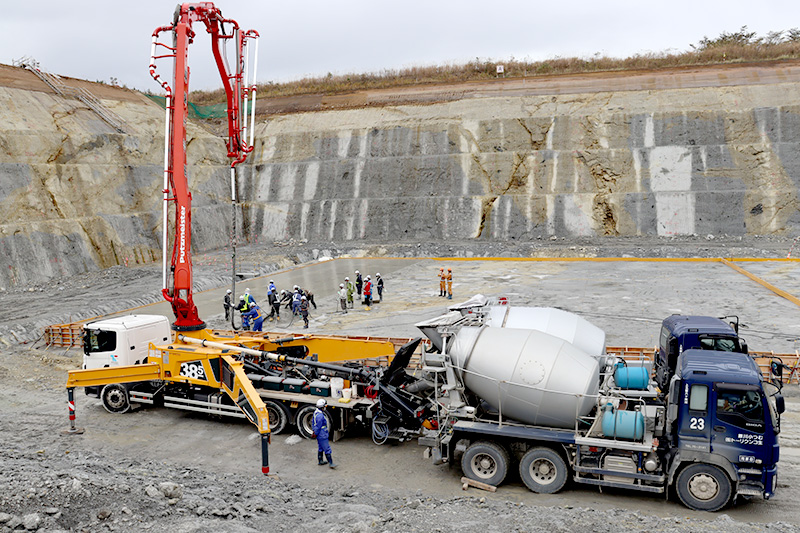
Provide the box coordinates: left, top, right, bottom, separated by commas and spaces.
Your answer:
330, 377, 344, 398
350, 385, 358, 399
342, 388, 352, 400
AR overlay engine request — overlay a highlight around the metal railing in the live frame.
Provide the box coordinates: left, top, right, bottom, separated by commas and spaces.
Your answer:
13, 56, 129, 133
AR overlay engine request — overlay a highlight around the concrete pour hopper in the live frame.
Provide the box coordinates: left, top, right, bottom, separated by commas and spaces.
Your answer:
448, 326, 600, 429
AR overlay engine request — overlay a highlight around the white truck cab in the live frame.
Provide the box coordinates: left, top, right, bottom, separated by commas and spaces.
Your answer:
83, 315, 172, 369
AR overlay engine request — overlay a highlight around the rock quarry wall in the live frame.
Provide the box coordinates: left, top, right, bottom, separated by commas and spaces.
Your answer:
1, 64, 800, 286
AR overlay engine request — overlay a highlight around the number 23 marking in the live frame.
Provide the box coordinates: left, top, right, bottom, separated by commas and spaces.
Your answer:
690, 417, 705, 431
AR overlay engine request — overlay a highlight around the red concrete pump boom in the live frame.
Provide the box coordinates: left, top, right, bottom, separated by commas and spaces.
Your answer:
149, 3, 259, 330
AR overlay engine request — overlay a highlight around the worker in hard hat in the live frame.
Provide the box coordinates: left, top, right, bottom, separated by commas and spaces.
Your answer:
300, 295, 310, 328
338, 283, 348, 314
439, 267, 446, 297
344, 277, 355, 308
242, 303, 265, 332
312, 398, 336, 468
266, 288, 280, 322
355, 270, 363, 297
363, 275, 372, 308
243, 288, 256, 311
268, 279, 276, 294
375, 273, 384, 302
236, 295, 251, 330
223, 289, 233, 320
446, 267, 453, 300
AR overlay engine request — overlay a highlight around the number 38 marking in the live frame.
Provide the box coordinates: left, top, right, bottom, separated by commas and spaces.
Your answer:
689, 417, 705, 431
180, 361, 207, 381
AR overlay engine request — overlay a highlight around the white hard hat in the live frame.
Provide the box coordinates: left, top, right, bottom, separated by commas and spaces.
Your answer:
269, 279, 274, 283
316, 399, 326, 408
376, 273, 380, 277
245, 287, 251, 293
345, 277, 349, 281
301, 295, 307, 300
355, 270, 359, 274
239, 295, 245, 300
366, 275, 371, 279
226, 289, 232, 293
339, 283, 344, 288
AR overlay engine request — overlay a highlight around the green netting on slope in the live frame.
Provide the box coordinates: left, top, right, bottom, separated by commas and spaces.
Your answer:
145, 94, 253, 119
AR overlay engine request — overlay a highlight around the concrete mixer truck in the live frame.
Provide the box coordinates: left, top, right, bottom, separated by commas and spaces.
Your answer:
412, 304, 785, 512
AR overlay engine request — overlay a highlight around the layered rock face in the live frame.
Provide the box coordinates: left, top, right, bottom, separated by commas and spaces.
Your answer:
249, 85, 800, 243
1, 64, 799, 287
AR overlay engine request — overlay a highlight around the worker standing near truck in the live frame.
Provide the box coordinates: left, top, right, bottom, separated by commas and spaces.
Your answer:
345, 277, 355, 308
338, 283, 348, 314
363, 275, 372, 308
312, 399, 336, 468
300, 295, 310, 328
438, 267, 446, 297
223, 289, 233, 320
266, 290, 280, 321
375, 273, 384, 302
445, 267, 453, 300
355, 271, 363, 297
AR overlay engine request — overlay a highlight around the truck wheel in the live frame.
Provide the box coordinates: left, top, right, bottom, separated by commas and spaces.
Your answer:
101, 384, 130, 414
676, 463, 732, 511
461, 441, 510, 487
519, 447, 568, 494
295, 405, 331, 439
263, 400, 289, 434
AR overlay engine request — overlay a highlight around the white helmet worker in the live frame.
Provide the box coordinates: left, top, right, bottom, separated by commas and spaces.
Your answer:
316, 399, 326, 408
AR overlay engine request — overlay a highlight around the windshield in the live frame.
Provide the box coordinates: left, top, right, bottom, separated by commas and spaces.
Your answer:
699, 335, 740, 352
84, 329, 116, 354
716, 386, 765, 433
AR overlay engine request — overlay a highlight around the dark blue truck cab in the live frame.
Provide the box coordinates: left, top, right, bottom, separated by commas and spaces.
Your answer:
667, 349, 782, 510
656, 315, 748, 391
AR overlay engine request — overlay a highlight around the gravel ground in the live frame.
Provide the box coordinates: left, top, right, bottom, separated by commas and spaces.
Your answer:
2, 237, 800, 532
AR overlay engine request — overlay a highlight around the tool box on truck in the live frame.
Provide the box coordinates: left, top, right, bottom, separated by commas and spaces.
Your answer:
308, 380, 330, 396
282, 378, 304, 393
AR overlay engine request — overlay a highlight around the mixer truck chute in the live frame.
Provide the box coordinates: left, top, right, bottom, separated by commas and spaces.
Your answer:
412, 305, 784, 511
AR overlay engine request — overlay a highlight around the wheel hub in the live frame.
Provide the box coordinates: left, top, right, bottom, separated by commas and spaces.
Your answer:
473, 454, 496, 478
532, 459, 555, 483
688, 473, 719, 501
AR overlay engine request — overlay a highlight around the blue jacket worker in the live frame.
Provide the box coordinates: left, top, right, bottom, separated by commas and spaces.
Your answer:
243, 304, 265, 332
312, 399, 336, 468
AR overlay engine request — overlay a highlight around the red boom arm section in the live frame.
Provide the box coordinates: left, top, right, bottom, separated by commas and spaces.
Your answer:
149, 3, 258, 330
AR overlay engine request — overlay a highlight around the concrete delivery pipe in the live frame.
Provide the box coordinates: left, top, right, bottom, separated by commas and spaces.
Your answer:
448, 326, 600, 429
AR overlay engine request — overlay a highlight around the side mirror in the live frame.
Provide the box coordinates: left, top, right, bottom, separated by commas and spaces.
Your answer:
776, 394, 786, 415
740, 340, 748, 355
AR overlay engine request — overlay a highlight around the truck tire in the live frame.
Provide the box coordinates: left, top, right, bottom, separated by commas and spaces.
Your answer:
295, 405, 331, 439
461, 441, 510, 487
676, 463, 732, 511
263, 400, 289, 435
101, 384, 130, 414
519, 447, 568, 494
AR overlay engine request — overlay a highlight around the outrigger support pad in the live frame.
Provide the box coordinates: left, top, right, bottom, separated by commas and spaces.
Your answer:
62, 387, 85, 435
261, 433, 270, 475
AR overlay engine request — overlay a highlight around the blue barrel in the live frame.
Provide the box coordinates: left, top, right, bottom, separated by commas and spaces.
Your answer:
601, 404, 644, 440
614, 365, 649, 390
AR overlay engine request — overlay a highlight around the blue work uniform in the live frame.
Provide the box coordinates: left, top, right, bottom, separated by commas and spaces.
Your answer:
312, 407, 331, 454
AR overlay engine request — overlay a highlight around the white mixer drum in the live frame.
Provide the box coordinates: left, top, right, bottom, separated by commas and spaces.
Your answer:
448, 326, 599, 428
485, 306, 606, 356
